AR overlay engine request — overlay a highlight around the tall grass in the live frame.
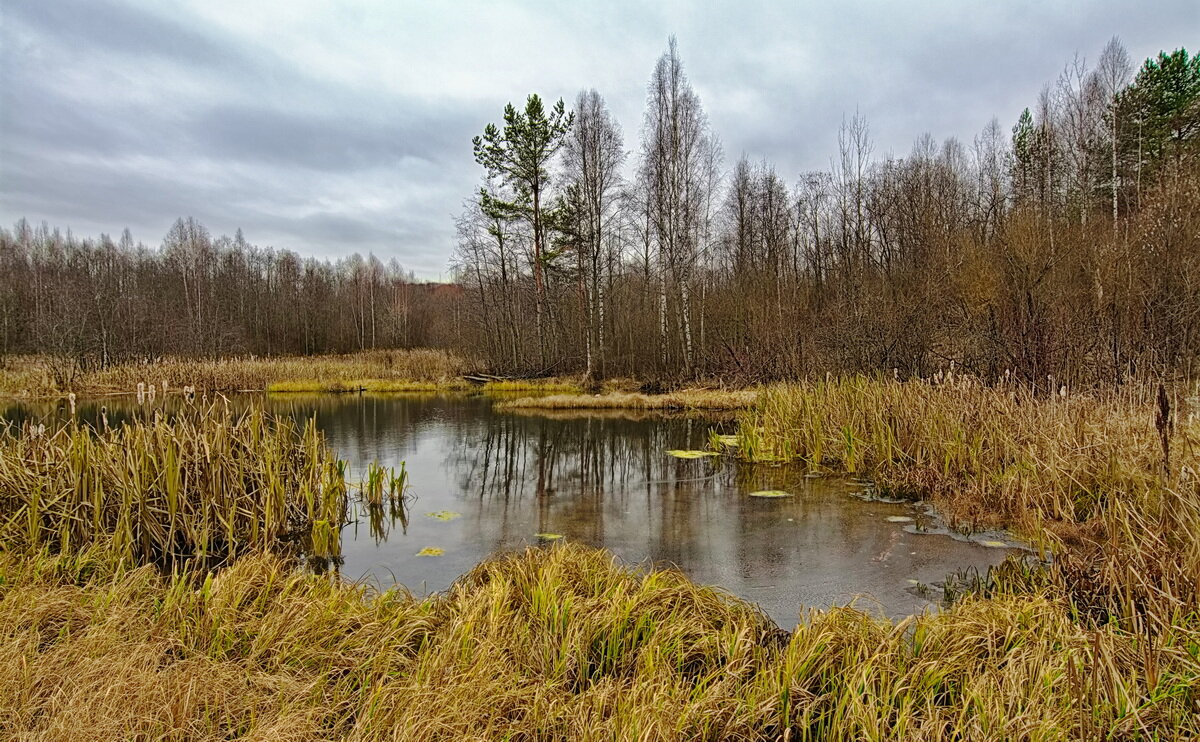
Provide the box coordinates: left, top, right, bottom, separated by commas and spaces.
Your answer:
1, 543, 1195, 740
0, 404, 349, 566
738, 375, 1200, 633
0, 349, 472, 397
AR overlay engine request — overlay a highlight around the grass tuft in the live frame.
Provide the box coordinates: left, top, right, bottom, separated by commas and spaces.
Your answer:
1, 543, 1196, 739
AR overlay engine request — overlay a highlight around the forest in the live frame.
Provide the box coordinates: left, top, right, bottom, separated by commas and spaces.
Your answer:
1, 38, 1197, 387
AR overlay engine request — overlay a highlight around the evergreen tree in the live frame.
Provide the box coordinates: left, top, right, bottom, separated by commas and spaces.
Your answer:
473, 95, 573, 366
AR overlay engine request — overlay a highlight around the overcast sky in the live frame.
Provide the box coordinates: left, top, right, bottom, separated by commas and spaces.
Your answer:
2, 1, 1196, 279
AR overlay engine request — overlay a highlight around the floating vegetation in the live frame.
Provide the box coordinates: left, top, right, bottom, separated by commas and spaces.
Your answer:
416, 546, 444, 557
712, 433, 739, 446
665, 449, 719, 459
979, 540, 1009, 548
885, 515, 914, 523
426, 510, 462, 521
748, 490, 793, 498
535, 533, 564, 540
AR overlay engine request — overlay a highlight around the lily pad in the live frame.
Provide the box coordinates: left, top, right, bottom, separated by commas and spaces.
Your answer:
426, 510, 461, 521
713, 434, 739, 446
536, 533, 564, 540
748, 490, 793, 498
666, 449, 720, 459
885, 515, 914, 523
980, 540, 1008, 548
416, 547, 444, 557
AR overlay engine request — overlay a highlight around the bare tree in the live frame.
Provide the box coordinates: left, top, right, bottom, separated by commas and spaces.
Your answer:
1096, 37, 1133, 229
638, 37, 721, 375
564, 89, 625, 379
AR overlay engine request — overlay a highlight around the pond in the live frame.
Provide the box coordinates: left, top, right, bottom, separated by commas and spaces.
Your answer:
4, 392, 1019, 628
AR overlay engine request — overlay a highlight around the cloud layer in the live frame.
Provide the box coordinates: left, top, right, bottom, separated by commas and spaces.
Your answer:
2, 0, 1196, 278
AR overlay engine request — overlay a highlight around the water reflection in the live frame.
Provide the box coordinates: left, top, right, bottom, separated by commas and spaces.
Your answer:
3, 393, 1013, 627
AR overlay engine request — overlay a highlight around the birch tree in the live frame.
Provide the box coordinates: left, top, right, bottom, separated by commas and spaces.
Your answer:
563, 89, 625, 379
638, 37, 720, 375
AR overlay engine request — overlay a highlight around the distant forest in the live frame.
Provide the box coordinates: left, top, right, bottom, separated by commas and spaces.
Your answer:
2, 38, 1197, 385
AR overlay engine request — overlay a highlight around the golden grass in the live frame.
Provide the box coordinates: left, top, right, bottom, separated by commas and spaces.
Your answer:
738, 375, 1200, 633
0, 349, 472, 397
0, 404, 350, 566
268, 379, 466, 393
498, 388, 760, 411
480, 378, 584, 393
1, 543, 1196, 740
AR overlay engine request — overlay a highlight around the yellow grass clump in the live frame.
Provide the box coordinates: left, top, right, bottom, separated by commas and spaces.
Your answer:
0, 404, 350, 566
1, 543, 1196, 740
738, 375, 1200, 634
0, 349, 472, 397
498, 388, 760, 411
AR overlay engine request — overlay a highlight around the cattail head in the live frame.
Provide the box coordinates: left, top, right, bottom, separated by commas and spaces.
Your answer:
67, 392, 76, 416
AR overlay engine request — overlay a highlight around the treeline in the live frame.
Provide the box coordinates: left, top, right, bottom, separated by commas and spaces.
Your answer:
0, 218, 461, 366
453, 38, 1200, 385
3, 39, 1198, 386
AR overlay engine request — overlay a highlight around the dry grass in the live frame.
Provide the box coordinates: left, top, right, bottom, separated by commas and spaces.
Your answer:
0, 350, 472, 397
3, 375, 1199, 737
268, 379, 466, 393
1, 543, 1195, 741
480, 378, 584, 393
0, 404, 350, 566
498, 388, 760, 411
738, 375, 1200, 634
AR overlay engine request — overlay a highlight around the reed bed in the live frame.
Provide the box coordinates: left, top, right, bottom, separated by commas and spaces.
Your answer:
267, 379, 465, 393
498, 388, 760, 411
0, 349, 471, 397
1, 543, 1195, 740
0, 404, 350, 566
480, 378, 584, 393
738, 376, 1200, 634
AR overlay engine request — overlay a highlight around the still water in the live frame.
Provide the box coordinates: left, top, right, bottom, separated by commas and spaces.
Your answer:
6, 393, 1016, 628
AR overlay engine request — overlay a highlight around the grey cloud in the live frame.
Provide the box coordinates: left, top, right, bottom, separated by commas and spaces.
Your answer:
2, 0, 1198, 280
186, 102, 477, 172
4, 0, 255, 71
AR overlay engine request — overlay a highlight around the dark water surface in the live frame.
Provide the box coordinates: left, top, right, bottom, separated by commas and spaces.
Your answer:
5, 393, 1017, 628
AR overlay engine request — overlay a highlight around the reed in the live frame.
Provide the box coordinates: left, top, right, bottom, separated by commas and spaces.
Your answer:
0, 404, 349, 567
267, 379, 466, 393
1, 543, 1195, 740
738, 375, 1200, 633
0, 349, 472, 397
480, 378, 584, 393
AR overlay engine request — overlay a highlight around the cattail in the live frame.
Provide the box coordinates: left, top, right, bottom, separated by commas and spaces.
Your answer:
892, 367, 899, 382
67, 392, 76, 416
1059, 385, 1067, 398
137, 382, 146, 405
147, 383, 156, 403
